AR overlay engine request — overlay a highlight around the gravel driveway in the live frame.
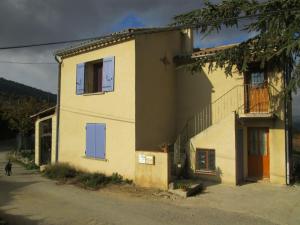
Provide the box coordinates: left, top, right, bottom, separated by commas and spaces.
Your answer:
0, 148, 300, 225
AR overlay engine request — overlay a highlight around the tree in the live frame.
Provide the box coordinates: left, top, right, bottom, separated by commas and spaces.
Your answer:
173, 0, 300, 93
0, 95, 52, 149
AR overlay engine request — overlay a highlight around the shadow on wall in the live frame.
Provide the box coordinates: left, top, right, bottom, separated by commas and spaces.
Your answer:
0, 179, 43, 225
176, 69, 214, 133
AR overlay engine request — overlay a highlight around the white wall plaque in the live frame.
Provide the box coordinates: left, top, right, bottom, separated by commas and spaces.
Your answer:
138, 154, 146, 164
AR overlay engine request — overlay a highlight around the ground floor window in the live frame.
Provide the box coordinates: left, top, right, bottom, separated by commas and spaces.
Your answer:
85, 123, 106, 159
195, 149, 216, 172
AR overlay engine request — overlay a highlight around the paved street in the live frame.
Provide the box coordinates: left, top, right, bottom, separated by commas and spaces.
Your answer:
0, 148, 300, 225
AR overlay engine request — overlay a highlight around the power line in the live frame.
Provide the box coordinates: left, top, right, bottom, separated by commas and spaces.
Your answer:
0, 7, 298, 51
0, 60, 57, 65
0, 37, 97, 50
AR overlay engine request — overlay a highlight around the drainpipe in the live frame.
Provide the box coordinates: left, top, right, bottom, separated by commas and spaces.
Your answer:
284, 61, 292, 185
55, 55, 62, 163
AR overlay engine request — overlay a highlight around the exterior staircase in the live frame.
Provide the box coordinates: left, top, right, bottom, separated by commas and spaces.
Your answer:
172, 83, 280, 174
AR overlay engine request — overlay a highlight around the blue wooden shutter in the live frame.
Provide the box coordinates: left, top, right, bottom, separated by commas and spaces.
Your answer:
95, 124, 106, 159
102, 56, 115, 92
86, 124, 95, 157
76, 63, 85, 95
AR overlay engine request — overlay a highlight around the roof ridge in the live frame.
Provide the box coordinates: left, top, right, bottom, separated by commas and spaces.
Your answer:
55, 26, 182, 58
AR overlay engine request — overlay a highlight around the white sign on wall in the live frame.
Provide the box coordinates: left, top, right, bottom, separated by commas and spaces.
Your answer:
138, 154, 155, 165
138, 154, 146, 164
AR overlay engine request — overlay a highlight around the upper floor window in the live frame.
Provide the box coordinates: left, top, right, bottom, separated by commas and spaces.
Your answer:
250, 72, 265, 87
76, 56, 115, 95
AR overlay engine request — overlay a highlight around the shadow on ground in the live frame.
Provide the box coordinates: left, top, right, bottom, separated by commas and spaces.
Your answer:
0, 150, 44, 225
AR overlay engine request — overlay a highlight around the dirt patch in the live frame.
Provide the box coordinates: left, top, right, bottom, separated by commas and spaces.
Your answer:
99, 183, 178, 200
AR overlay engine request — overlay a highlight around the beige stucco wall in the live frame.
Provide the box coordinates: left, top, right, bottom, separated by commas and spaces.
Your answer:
135, 151, 169, 190
188, 112, 237, 184
135, 30, 183, 149
35, 114, 57, 165
58, 40, 136, 179
176, 65, 244, 133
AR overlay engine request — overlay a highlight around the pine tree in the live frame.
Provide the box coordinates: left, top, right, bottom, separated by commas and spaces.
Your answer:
173, 0, 300, 93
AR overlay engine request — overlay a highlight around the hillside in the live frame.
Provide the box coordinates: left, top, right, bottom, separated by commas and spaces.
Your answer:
0, 77, 56, 102
0, 77, 56, 141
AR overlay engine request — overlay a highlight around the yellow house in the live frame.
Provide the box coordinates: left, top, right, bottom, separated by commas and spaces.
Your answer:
34, 27, 292, 189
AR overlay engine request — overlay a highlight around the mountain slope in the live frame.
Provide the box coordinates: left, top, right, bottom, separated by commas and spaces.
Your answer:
0, 77, 56, 102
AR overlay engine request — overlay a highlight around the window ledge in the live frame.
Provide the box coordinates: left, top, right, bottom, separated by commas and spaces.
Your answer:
195, 170, 216, 176
82, 92, 105, 96
82, 156, 108, 162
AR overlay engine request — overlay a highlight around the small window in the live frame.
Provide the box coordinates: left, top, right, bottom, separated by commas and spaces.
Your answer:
250, 72, 265, 87
195, 149, 215, 172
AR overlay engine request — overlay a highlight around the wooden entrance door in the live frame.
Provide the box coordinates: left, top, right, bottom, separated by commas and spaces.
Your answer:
248, 127, 270, 179
245, 71, 269, 113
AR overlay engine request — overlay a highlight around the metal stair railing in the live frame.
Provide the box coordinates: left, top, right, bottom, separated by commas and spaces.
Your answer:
172, 83, 280, 169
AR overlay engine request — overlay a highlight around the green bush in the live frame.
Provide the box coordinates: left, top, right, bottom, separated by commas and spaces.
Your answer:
20, 150, 35, 161
25, 162, 39, 170
111, 173, 123, 184
76, 173, 110, 189
42, 163, 131, 190
43, 163, 78, 180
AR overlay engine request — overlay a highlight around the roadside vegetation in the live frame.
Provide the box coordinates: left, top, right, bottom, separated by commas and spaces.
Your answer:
43, 163, 132, 190
8, 150, 39, 170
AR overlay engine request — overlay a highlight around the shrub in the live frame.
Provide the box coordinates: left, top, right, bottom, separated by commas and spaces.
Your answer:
111, 173, 123, 184
25, 162, 39, 170
42, 163, 132, 190
43, 163, 78, 180
20, 150, 35, 161
76, 173, 110, 189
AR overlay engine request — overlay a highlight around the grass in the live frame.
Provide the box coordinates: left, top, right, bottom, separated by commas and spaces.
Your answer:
43, 163, 132, 190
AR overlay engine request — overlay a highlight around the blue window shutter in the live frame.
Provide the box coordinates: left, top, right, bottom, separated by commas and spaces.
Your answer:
95, 124, 106, 159
86, 124, 95, 157
102, 56, 115, 92
76, 63, 85, 95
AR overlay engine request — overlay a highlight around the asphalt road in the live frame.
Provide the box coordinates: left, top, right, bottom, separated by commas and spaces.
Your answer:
0, 149, 299, 225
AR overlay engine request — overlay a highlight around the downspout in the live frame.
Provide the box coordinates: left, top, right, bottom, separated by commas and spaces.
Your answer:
284, 61, 293, 185
55, 55, 62, 163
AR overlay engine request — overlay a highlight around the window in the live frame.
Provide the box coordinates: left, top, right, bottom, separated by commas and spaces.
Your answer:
250, 72, 265, 87
85, 60, 103, 93
76, 56, 115, 95
195, 149, 215, 172
248, 128, 268, 156
85, 123, 106, 159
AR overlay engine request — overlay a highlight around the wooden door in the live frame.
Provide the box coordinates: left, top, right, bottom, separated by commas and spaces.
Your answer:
248, 128, 270, 179
245, 72, 269, 113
